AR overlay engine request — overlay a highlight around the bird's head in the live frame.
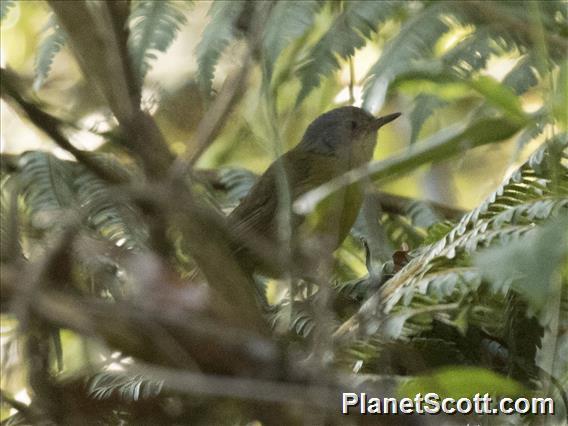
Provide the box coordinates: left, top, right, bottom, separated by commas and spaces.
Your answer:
296, 106, 401, 159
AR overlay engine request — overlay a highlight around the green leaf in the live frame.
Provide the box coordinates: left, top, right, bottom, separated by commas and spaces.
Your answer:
398, 366, 527, 399
408, 94, 448, 145
128, 0, 188, 82
364, 3, 450, 111
474, 217, 568, 318
467, 76, 528, 124
34, 14, 67, 91
262, 0, 322, 79
195, 1, 245, 96
440, 28, 500, 78
296, 0, 399, 105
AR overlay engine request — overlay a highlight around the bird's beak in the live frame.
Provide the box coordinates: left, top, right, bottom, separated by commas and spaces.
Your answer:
372, 112, 401, 130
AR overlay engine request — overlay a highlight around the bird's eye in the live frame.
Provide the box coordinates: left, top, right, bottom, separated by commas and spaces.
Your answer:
350, 120, 357, 130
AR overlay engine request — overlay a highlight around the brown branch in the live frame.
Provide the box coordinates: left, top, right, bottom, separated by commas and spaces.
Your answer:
2, 270, 276, 376
104, 0, 142, 108
1, 275, 411, 423
48, 0, 174, 179
0, 69, 126, 184
47, 0, 137, 123
127, 183, 269, 334
368, 191, 466, 221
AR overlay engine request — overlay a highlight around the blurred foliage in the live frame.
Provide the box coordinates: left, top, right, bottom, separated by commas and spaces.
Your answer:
1, 1, 567, 425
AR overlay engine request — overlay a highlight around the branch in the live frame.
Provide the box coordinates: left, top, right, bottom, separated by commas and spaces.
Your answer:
0, 69, 126, 184
2, 271, 275, 375
368, 191, 466, 221
131, 183, 269, 333
46, 0, 137, 123
47, 0, 174, 179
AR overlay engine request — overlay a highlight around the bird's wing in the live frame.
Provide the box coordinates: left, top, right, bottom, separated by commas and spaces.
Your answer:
228, 152, 334, 242
228, 168, 279, 242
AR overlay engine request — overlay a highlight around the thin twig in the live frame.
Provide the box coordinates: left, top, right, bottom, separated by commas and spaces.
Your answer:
170, 2, 274, 177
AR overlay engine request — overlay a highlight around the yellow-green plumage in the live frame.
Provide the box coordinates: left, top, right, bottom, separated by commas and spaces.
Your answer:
228, 106, 400, 277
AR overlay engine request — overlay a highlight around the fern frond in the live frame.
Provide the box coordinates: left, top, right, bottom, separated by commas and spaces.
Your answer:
334, 273, 389, 308
34, 14, 67, 91
459, 1, 568, 59
89, 371, 163, 401
423, 220, 455, 245
73, 159, 147, 250
262, 0, 322, 79
14, 151, 145, 249
337, 135, 568, 345
217, 167, 258, 206
128, 0, 188, 82
18, 152, 77, 231
405, 200, 442, 229
379, 134, 567, 314
195, 1, 245, 97
350, 209, 424, 266
271, 299, 316, 338
363, 3, 450, 110
364, 1, 567, 110
475, 217, 567, 318
408, 94, 448, 145
440, 28, 503, 78
379, 213, 425, 250
502, 54, 540, 95
0, 175, 22, 261
296, 0, 399, 105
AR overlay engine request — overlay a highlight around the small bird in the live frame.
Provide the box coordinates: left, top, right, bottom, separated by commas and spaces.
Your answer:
228, 106, 400, 277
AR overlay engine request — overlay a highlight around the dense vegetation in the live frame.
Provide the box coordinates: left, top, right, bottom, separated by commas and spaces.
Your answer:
1, 1, 566, 424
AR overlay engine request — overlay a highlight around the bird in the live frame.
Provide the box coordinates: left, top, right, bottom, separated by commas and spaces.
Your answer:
228, 106, 401, 278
